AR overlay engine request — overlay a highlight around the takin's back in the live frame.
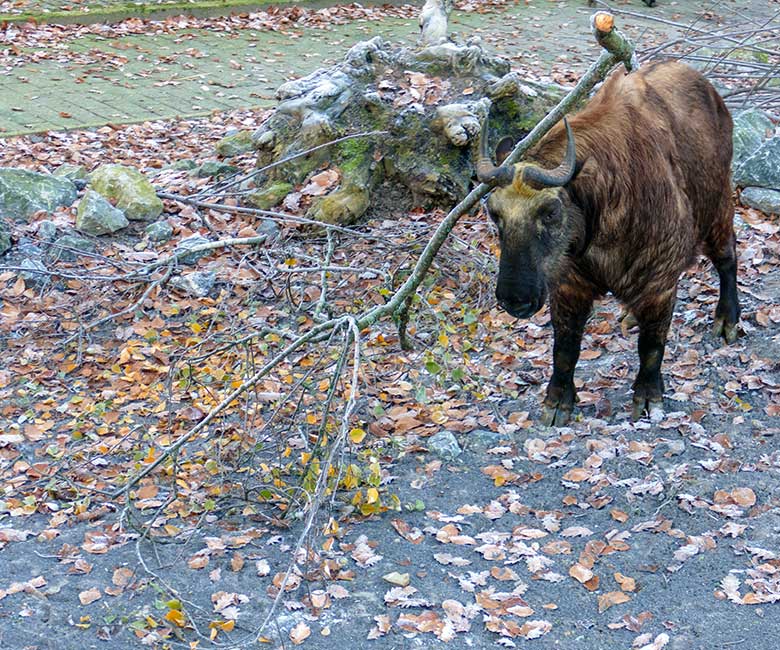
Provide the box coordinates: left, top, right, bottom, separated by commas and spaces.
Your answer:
535, 61, 733, 238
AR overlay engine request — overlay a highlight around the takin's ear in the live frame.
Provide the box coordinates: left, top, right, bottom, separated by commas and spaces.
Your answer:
495, 137, 515, 166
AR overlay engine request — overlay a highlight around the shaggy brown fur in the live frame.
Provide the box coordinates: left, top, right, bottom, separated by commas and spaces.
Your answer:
486, 61, 739, 424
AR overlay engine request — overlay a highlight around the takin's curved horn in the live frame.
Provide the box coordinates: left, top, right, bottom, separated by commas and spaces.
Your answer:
475, 117, 514, 187
521, 117, 577, 189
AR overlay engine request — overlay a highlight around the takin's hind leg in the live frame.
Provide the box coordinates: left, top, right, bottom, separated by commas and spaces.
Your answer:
631, 292, 675, 421
705, 221, 740, 344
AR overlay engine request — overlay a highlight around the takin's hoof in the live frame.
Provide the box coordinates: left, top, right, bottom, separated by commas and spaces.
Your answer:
631, 397, 664, 422
540, 403, 573, 427
712, 317, 739, 345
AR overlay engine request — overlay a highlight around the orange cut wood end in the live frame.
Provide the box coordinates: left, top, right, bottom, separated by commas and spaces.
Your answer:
594, 12, 614, 33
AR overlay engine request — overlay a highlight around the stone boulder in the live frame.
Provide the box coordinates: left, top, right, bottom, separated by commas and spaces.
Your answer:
76, 190, 129, 236
171, 271, 216, 297
194, 161, 238, 178
89, 165, 163, 221
0, 168, 77, 220
733, 137, 780, 189
741, 187, 780, 215
48, 234, 96, 262
54, 164, 88, 182
427, 430, 462, 459
216, 130, 254, 157
145, 220, 174, 243
732, 108, 774, 167
0, 220, 10, 255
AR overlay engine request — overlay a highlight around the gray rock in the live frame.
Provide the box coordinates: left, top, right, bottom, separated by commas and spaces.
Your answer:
76, 190, 129, 236
145, 220, 173, 243
734, 108, 775, 166
0, 221, 10, 255
733, 137, 780, 189
215, 130, 254, 157
175, 234, 211, 264
37, 220, 57, 243
53, 164, 88, 182
427, 430, 462, 459
657, 439, 686, 457
469, 429, 504, 448
19, 257, 48, 285
16, 239, 43, 259
49, 234, 96, 262
170, 159, 197, 172
732, 108, 774, 166
171, 271, 216, 297
740, 187, 780, 215
257, 218, 280, 241
193, 161, 238, 178
89, 164, 163, 221
0, 168, 77, 220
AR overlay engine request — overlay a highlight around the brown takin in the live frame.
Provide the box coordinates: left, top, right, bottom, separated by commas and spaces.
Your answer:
478, 61, 739, 425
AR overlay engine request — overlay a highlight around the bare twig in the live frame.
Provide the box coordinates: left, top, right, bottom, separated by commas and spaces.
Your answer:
194, 130, 388, 199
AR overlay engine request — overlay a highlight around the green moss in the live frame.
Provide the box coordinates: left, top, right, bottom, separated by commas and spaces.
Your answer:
337, 138, 371, 177
245, 182, 292, 210
307, 185, 369, 225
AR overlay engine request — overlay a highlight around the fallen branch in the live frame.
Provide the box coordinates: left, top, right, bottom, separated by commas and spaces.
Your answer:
114, 9, 635, 501
126, 234, 268, 278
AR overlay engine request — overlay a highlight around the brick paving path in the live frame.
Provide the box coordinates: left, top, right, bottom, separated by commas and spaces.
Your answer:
0, 1, 775, 137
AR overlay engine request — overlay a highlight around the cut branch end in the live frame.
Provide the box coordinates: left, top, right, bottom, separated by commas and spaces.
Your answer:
593, 12, 614, 34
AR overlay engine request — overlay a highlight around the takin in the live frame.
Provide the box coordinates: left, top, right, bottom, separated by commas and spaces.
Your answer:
477, 61, 739, 425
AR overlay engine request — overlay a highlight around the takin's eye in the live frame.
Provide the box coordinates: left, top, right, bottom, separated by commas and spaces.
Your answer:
537, 200, 563, 227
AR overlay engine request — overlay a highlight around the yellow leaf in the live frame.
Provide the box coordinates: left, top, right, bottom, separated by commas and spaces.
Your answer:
438, 333, 449, 347
165, 609, 186, 627
209, 620, 235, 632
190, 322, 202, 334
366, 488, 379, 504
306, 413, 318, 425
349, 428, 366, 444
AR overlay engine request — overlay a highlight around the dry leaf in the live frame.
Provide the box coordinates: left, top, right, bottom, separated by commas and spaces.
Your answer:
290, 621, 311, 645
79, 587, 102, 605
598, 591, 631, 613
614, 572, 636, 592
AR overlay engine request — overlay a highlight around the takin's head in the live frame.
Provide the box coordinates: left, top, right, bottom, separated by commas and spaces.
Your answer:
478, 118, 584, 319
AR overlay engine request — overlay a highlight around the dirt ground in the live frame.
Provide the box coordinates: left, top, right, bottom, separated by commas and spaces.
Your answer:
1, 1, 780, 649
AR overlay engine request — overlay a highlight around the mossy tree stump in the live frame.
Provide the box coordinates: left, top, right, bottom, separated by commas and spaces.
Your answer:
243, 36, 569, 225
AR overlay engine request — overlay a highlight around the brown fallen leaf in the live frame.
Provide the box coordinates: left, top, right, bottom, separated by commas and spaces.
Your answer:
562, 467, 591, 482
610, 509, 629, 523
79, 587, 102, 605
569, 563, 594, 584
598, 590, 631, 613
614, 572, 636, 592
290, 621, 311, 645
731, 487, 756, 507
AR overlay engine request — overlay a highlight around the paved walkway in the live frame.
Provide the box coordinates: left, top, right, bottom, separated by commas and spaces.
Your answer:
0, 1, 775, 137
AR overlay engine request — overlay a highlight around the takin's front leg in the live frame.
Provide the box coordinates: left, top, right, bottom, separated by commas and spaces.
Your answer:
541, 285, 594, 427
630, 292, 675, 421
